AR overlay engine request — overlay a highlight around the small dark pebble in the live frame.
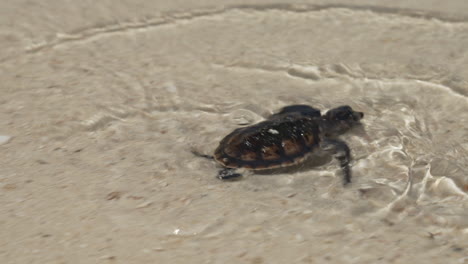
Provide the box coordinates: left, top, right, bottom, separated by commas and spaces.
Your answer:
106, 192, 122, 200
452, 246, 464, 252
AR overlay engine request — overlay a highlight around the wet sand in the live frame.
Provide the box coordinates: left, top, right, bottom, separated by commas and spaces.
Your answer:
1, 1, 467, 263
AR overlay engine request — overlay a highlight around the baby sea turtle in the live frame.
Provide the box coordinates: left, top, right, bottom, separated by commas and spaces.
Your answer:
194, 105, 364, 185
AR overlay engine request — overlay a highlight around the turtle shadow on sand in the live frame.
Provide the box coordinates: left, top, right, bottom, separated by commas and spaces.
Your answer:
191, 148, 333, 179
252, 152, 332, 176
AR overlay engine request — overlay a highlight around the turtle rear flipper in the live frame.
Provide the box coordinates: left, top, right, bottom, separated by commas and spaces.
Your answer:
191, 150, 214, 160
217, 168, 243, 180
192, 150, 242, 180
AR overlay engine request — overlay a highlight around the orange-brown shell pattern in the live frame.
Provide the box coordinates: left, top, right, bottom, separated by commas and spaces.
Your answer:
214, 112, 321, 170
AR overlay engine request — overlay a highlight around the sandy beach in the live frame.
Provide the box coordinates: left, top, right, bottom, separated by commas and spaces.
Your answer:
1, 1, 467, 263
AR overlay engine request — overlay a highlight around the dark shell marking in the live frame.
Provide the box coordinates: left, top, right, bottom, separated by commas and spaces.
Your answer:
214, 108, 321, 170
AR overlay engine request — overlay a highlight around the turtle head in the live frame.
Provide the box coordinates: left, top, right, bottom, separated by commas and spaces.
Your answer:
322, 105, 364, 136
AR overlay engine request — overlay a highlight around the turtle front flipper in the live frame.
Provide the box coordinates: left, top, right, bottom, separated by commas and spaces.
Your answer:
217, 168, 243, 180
319, 139, 352, 185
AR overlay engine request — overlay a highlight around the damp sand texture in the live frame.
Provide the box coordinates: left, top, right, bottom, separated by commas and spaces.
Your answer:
1, 1, 468, 264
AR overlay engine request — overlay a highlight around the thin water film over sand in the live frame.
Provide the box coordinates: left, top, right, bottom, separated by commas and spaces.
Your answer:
0, 2, 467, 264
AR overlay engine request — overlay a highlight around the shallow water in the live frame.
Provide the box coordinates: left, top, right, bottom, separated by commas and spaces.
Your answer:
1, 2, 468, 263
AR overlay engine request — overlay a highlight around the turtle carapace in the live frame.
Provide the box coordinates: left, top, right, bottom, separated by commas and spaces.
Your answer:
194, 105, 364, 185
